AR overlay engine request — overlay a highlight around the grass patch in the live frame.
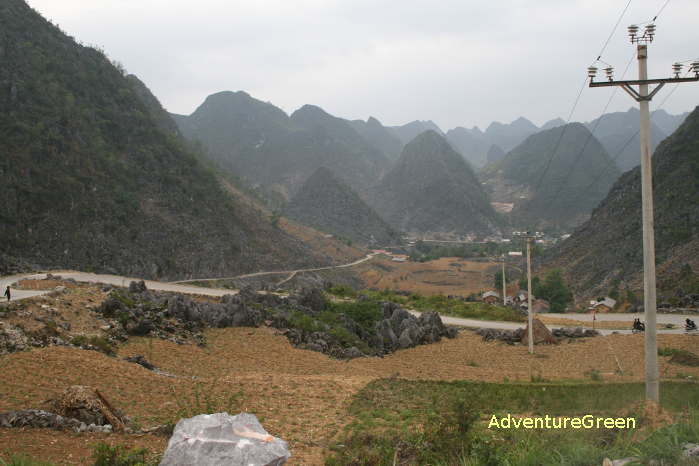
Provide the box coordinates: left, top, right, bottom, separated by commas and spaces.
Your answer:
0, 454, 55, 466
359, 290, 525, 323
328, 378, 699, 465
660, 348, 699, 367
169, 379, 244, 431
70, 335, 116, 356
91, 442, 158, 466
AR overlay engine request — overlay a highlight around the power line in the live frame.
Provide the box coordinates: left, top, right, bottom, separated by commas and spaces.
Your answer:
526, 0, 634, 203
595, 0, 633, 63
653, 0, 671, 22
584, 67, 694, 192
543, 51, 636, 202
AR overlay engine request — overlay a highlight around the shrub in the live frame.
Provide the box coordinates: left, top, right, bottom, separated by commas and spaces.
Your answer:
91, 442, 154, 466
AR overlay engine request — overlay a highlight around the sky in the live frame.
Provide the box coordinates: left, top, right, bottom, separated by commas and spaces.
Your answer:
27, 0, 699, 131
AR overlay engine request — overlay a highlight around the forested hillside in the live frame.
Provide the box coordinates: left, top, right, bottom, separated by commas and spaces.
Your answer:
547, 106, 699, 297
0, 0, 328, 279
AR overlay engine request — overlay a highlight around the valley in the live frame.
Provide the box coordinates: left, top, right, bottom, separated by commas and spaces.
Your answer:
1, 0, 699, 465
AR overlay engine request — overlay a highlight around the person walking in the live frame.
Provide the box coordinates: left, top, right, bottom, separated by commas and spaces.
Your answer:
4, 286, 10, 302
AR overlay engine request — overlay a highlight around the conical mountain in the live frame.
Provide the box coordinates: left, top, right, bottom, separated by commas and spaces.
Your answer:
547, 106, 699, 297
371, 131, 500, 235
482, 123, 620, 230
285, 167, 401, 245
172, 90, 292, 172
0, 0, 328, 279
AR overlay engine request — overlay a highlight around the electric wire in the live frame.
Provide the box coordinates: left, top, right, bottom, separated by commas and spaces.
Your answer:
584, 66, 694, 192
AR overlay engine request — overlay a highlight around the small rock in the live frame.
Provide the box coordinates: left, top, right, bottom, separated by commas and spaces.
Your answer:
683, 443, 699, 457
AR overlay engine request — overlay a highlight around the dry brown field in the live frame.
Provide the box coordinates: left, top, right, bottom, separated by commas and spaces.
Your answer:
356, 256, 501, 296
2, 282, 698, 465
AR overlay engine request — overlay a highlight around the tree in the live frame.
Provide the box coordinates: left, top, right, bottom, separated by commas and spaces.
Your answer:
494, 269, 505, 290
536, 269, 573, 313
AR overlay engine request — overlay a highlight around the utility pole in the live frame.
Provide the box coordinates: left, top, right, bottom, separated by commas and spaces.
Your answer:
588, 24, 699, 403
526, 237, 533, 354
502, 254, 507, 306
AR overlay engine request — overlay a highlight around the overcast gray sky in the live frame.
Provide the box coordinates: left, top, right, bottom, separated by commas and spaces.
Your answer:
27, 0, 699, 131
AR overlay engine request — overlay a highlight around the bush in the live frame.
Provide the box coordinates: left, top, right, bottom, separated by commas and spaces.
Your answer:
91, 443, 154, 466
71, 335, 115, 356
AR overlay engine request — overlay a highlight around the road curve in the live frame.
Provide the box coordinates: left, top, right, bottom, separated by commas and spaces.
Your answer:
170, 253, 377, 284
2, 270, 695, 336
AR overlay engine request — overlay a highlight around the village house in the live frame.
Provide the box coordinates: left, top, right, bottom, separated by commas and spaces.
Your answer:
588, 297, 617, 313
482, 291, 500, 304
532, 298, 551, 313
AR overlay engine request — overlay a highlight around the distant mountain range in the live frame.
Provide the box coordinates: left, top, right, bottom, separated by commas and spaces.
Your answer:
585, 108, 681, 172
387, 120, 444, 144
0, 0, 335, 279
370, 131, 500, 236
445, 117, 544, 169
546, 105, 699, 298
173, 92, 390, 199
284, 166, 401, 246
481, 123, 620, 231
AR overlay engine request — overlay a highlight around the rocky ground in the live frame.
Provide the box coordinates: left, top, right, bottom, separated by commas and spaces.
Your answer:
1, 279, 698, 465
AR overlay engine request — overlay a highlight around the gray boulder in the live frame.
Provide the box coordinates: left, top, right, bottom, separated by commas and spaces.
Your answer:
129, 280, 147, 294
376, 319, 397, 351
160, 412, 290, 466
398, 329, 413, 349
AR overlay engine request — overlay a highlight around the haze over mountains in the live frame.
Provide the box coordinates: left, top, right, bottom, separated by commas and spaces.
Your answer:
547, 105, 699, 297
3, 0, 694, 286
172, 86, 690, 236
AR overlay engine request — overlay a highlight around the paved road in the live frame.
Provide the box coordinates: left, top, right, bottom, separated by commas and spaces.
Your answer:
2, 270, 695, 336
170, 253, 377, 284
406, 310, 695, 335
0, 272, 234, 300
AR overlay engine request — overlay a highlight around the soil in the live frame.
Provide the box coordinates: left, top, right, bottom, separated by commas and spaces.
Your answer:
356, 257, 499, 296
1, 284, 698, 465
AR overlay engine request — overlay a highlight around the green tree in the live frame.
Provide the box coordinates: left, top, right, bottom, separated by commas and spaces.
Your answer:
536, 269, 573, 313
494, 269, 505, 290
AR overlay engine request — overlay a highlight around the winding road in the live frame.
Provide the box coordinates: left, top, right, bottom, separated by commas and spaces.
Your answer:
1, 265, 696, 336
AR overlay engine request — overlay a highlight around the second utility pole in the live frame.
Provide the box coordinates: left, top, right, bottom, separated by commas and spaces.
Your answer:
502, 255, 507, 307
526, 237, 533, 354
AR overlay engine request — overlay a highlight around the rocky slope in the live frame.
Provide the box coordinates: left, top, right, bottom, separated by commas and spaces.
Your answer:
0, 0, 329, 279
284, 167, 401, 246
481, 123, 620, 231
371, 131, 500, 236
546, 106, 699, 297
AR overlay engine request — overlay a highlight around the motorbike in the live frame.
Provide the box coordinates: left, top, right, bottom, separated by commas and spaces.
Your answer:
686, 319, 697, 333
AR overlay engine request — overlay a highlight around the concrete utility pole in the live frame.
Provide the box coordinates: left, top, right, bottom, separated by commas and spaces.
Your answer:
526, 238, 533, 354
502, 255, 507, 306
588, 24, 699, 403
